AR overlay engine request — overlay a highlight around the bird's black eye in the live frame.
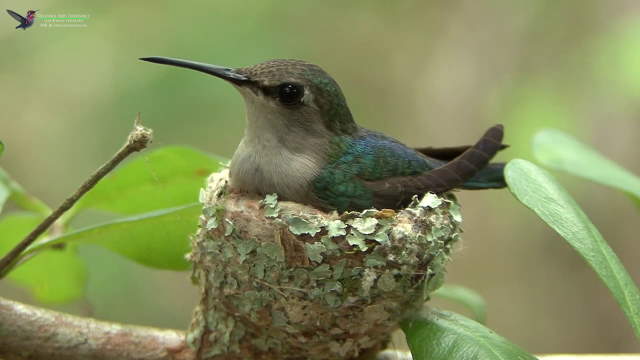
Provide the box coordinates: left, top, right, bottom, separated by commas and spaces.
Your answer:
277, 83, 304, 105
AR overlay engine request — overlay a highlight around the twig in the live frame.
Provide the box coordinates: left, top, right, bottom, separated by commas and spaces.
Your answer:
0, 118, 153, 277
254, 278, 288, 298
0, 296, 194, 360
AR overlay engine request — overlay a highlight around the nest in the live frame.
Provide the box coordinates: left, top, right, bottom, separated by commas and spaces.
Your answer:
187, 169, 462, 360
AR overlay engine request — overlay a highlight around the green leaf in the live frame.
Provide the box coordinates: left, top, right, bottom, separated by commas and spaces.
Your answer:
0, 181, 8, 214
0, 214, 86, 303
402, 308, 537, 360
77, 146, 224, 215
505, 159, 640, 338
630, 193, 640, 210
433, 284, 487, 324
0, 142, 6, 211
0, 168, 51, 216
23, 204, 201, 271
533, 129, 640, 201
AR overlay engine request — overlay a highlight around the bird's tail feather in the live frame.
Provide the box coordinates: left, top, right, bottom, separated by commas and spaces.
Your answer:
366, 124, 505, 208
414, 124, 504, 193
461, 162, 506, 189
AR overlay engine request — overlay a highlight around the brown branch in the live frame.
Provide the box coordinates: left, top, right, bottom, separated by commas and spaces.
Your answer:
0, 296, 401, 360
0, 118, 153, 277
0, 296, 194, 360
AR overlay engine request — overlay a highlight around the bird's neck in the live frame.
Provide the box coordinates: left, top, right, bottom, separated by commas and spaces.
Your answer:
229, 128, 330, 205
240, 90, 336, 154
238, 110, 331, 170
228, 97, 334, 202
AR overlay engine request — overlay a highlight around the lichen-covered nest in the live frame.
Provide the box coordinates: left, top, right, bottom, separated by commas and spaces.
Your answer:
187, 169, 462, 360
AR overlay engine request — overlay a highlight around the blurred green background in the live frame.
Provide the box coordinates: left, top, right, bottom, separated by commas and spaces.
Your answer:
1, 0, 639, 354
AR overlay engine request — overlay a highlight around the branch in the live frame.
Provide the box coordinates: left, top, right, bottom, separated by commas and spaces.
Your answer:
0, 296, 194, 360
0, 118, 153, 277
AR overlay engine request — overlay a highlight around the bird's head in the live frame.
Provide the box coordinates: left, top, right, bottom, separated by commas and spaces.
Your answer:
27, 10, 37, 16
140, 57, 357, 138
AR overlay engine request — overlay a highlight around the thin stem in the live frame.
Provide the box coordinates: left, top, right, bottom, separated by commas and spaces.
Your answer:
0, 119, 153, 278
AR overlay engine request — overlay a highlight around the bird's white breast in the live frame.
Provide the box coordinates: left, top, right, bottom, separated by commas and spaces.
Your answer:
229, 137, 322, 203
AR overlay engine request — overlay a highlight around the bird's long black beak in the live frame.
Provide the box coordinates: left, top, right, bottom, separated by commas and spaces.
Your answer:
139, 56, 251, 85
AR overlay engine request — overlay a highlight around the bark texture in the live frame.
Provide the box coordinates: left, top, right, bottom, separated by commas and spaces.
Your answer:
0, 296, 194, 360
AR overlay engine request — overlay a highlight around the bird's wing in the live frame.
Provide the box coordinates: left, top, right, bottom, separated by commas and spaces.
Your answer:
365, 124, 504, 208
6, 9, 26, 23
313, 125, 505, 211
414, 144, 508, 161
312, 130, 441, 211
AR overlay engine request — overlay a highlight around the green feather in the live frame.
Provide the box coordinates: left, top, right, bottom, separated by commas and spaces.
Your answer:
313, 131, 437, 211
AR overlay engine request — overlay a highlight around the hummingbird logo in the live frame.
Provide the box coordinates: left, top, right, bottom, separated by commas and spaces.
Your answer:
6, 9, 37, 30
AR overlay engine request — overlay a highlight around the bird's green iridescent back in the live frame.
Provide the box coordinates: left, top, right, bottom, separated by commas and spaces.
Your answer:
312, 130, 443, 212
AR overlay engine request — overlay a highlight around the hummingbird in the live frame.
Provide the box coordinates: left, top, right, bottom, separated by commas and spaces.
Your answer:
141, 57, 507, 212
6, 9, 37, 30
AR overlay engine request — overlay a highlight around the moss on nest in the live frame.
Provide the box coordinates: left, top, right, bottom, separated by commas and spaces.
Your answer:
187, 169, 462, 360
